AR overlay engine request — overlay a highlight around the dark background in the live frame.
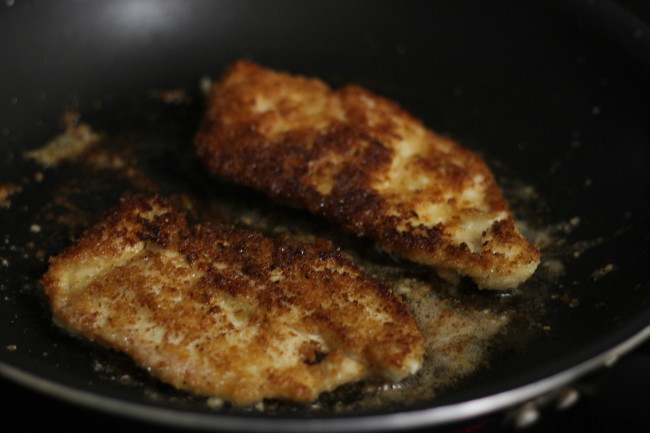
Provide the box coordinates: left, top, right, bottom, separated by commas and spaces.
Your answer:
1, 0, 648, 432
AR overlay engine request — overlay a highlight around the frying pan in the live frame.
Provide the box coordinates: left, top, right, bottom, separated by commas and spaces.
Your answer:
0, 0, 649, 431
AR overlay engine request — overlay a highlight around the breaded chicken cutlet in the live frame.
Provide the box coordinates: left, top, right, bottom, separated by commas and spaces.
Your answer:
43, 195, 424, 406
195, 61, 540, 290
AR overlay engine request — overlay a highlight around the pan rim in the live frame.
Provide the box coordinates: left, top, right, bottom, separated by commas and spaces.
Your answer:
1, 324, 648, 432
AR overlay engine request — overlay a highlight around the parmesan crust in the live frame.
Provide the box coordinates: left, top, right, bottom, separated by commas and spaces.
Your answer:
43, 195, 424, 405
196, 61, 540, 289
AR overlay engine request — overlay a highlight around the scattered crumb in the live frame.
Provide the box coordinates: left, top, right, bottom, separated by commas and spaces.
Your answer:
25, 122, 101, 167
61, 110, 81, 126
144, 389, 163, 401
542, 259, 565, 275
0, 183, 22, 208
6, 344, 17, 351
531, 217, 582, 250
92, 359, 105, 373
571, 237, 605, 259
30, 224, 41, 233
206, 397, 224, 409
199, 76, 213, 98
149, 88, 190, 105
533, 229, 552, 249
118, 374, 135, 386
569, 298, 580, 308
591, 263, 616, 280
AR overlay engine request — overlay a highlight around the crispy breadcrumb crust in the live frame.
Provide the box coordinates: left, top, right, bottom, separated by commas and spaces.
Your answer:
43, 195, 423, 405
195, 61, 540, 289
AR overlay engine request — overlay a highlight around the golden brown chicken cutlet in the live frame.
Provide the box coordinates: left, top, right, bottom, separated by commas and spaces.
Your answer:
42, 195, 424, 406
195, 61, 540, 290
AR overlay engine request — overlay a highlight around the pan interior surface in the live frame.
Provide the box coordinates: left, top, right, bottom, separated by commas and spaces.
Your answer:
0, 0, 648, 430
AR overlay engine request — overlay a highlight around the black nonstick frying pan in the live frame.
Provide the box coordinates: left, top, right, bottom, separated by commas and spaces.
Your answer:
1, 1, 649, 432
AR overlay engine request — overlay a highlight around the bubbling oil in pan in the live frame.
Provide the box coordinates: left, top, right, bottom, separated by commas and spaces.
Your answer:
17, 90, 568, 415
